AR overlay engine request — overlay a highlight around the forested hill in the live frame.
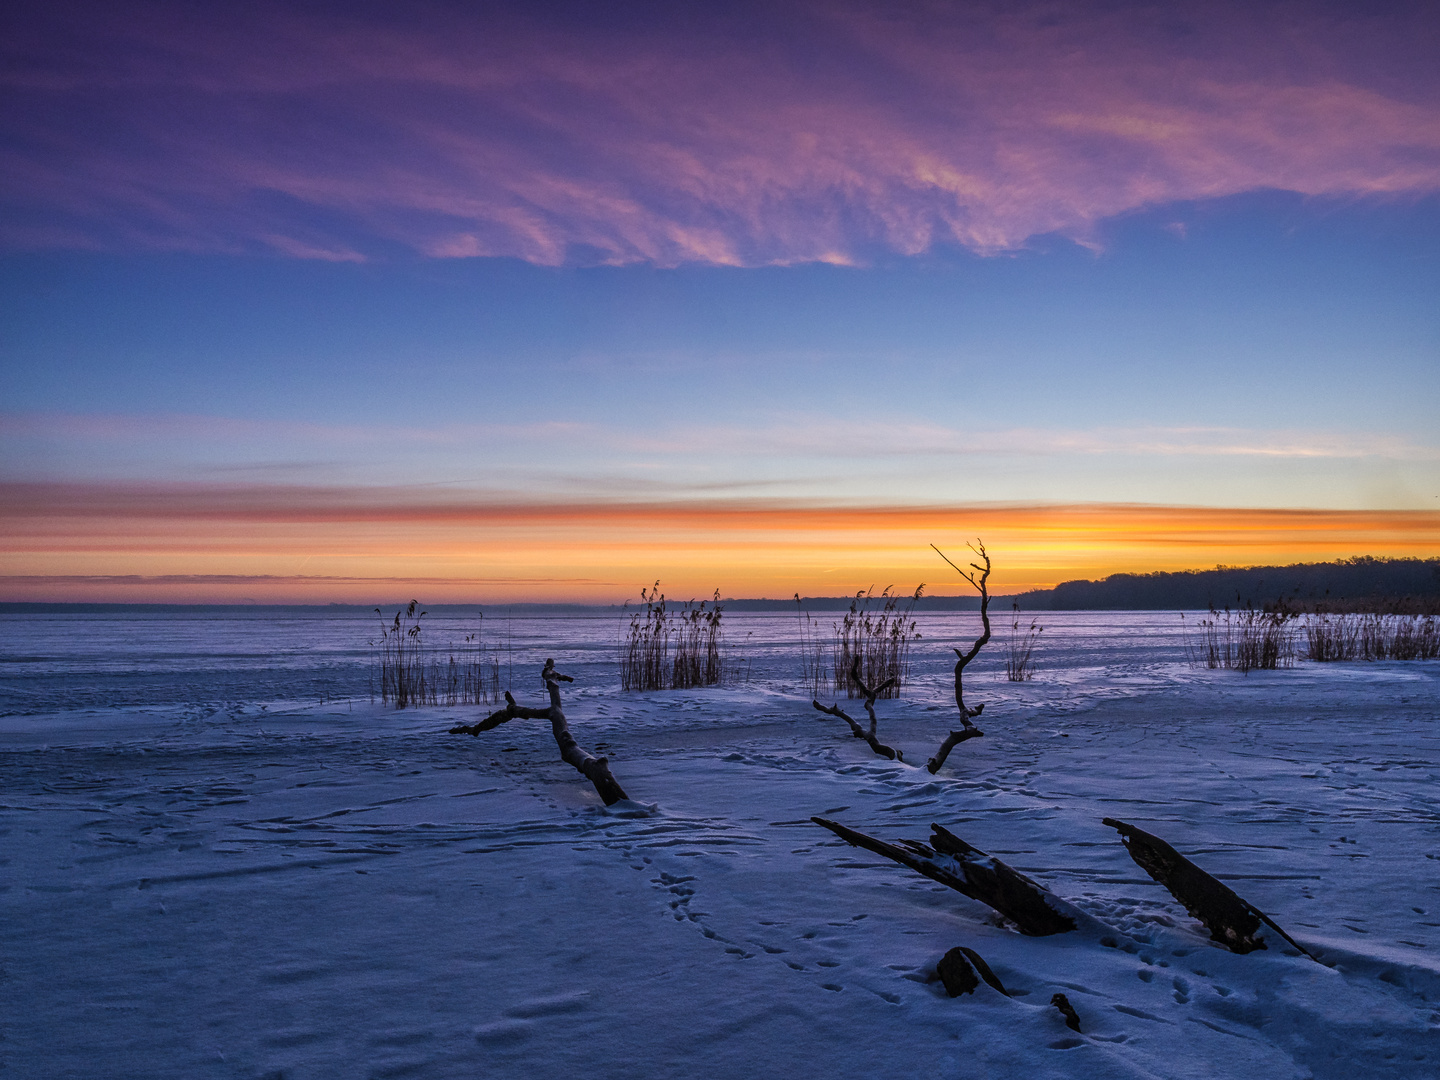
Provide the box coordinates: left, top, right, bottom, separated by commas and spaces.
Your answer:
1010, 557, 1440, 612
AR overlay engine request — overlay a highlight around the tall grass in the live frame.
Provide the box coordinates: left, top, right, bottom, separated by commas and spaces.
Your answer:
832, 586, 923, 699
620, 584, 732, 691
1195, 606, 1296, 672
794, 594, 828, 698
1005, 604, 1043, 681
372, 601, 502, 707
1305, 613, 1439, 661
673, 590, 727, 689
620, 583, 670, 691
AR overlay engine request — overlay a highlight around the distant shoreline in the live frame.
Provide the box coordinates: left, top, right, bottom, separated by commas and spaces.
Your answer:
3, 557, 1436, 615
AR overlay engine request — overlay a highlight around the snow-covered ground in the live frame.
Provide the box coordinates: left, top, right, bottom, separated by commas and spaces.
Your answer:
3, 610, 1439, 1078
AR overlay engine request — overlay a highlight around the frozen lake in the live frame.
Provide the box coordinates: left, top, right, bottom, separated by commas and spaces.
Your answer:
0, 607, 1198, 715
3, 610, 1439, 1078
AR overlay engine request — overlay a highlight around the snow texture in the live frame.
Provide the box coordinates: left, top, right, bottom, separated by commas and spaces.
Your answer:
3, 610, 1439, 1078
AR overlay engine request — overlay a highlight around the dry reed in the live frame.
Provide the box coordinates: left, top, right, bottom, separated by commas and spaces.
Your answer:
673, 590, 727, 689
1005, 604, 1043, 681
1195, 606, 1296, 672
1305, 613, 1439, 661
832, 586, 923, 699
372, 601, 502, 707
794, 594, 828, 698
621, 584, 731, 691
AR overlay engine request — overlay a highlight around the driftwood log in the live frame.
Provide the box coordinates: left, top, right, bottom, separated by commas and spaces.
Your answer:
450, 659, 629, 806
812, 817, 1077, 936
813, 656, 903, 760
1104, 818, 1314, 959
926, 541, 991, 773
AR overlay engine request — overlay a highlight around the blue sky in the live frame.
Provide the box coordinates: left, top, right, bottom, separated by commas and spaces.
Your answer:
1, 1, 1436, 601
5, 191, 1436, 509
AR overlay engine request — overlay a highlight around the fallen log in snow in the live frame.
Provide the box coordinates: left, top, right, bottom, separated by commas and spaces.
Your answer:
451, 660, 629, 806
1104, 817, 1315, 959
812, 817, 1077, 936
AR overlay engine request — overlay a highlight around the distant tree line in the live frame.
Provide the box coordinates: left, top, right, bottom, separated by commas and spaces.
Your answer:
1010, 557, 1440, 613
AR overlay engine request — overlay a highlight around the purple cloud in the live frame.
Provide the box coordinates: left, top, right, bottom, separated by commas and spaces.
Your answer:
3, 0, 1438, 264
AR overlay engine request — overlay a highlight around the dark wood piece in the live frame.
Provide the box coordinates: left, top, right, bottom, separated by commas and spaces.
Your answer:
936, 948, 979, 996
451, 659, 629, 806
811, 817, 1076, 936
937, 946, 1008, 997
812, 656, 903, 760
1104, 818, 1315, 959
926, 724, 984, 773
927, 541, 991, 773
1050, 993, 1082, 1032
959, 946, 1008, 995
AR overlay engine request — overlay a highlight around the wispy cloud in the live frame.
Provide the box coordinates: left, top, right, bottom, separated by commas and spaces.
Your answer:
5, 411, 1434, 467
598, 421, 1440, 463
3, 1, 1437, 264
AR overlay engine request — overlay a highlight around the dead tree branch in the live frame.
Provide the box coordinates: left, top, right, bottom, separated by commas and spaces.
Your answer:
811, 817, 1077, 936
927, 540, 992, 773
450, 659, 629, 806
1104, 818, 1315, 960
812, 656, 903, 760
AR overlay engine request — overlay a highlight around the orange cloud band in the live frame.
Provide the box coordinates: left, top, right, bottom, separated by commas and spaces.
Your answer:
2, 482, 1435, 603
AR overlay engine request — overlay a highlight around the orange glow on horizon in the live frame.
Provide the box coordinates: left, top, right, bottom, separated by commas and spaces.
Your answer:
1, 483, 1435, 604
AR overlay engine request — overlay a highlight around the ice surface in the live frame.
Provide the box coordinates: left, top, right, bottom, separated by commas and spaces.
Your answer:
3, 611, 1439, 1078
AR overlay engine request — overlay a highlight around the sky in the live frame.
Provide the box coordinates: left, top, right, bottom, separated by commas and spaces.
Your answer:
1, 0, 1437, 603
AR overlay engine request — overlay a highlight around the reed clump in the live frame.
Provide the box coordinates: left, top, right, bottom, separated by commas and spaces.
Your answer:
620, 583, 732, 691
1005, 603, 1043, 681
832, 586, 923, 699
1305, 612, 1439, 661
372, 601, 502, 707
673, 590, 727, 689
1196, 606, 1296, 672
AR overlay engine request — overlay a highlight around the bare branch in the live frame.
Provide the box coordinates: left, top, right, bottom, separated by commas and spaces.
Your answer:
451, 660, 628, 805
925, 723, 984, 773
930, 543, 976, 587
927, 539, 993, 771
812, 654, 905, 760
813, 698, 903, 761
